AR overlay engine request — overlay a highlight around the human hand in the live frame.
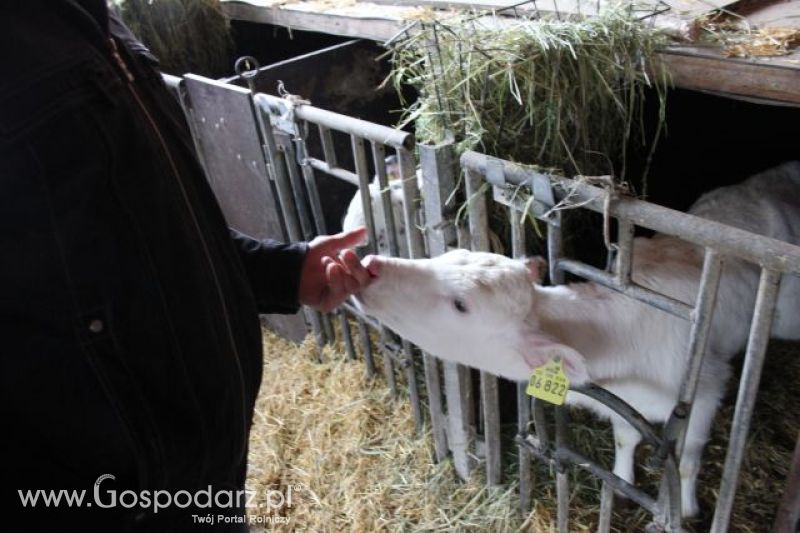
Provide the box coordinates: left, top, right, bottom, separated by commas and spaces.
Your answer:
298, 227, 374, 313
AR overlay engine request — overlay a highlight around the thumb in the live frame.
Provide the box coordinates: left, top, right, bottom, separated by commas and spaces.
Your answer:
323, 226, 368, 252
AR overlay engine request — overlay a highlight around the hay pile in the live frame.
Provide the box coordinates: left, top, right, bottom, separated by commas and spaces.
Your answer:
116, 0, 234, 77
387, 4, 670, 184
245, 331, 531, 531
246, 329, 799, 531
694, 12, 800, 58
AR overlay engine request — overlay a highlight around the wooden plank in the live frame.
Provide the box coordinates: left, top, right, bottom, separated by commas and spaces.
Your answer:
222, 1, 407, 41
659, 46, 800, 105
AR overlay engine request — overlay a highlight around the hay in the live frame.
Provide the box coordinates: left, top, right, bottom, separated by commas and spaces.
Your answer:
117, 0, 234, 78
386, 4, 670, 186
245, 330, 531, 531
694, 12, 800, 58
246, 329, 799, 531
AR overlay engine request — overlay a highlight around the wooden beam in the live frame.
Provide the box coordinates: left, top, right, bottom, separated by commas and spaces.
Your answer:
658, 46, 800, 105
222, 1, 404, 41
221, 2, 800, 105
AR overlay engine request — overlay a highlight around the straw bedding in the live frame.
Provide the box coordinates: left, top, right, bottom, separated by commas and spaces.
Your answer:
246, 328, 799, 532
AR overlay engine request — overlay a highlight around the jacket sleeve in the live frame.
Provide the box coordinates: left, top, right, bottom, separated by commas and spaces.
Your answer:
230, 229, 309, 314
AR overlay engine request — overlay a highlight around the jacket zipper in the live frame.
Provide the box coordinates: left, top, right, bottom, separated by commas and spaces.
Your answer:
108, 38, 250, 460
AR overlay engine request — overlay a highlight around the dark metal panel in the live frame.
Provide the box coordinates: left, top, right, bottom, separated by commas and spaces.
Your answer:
183, 74, 284, 240
182, 74, 307, 341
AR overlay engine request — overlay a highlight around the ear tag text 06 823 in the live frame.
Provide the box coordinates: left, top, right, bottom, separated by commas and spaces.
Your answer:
526, 357, 570, 405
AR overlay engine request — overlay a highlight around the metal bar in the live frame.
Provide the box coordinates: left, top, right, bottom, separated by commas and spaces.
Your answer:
511, 206, 533, 515
306, 157, 360, 186
417, 143, 454, 463
372, 142, 400, 257
547, 213, 566, 285
321, 314, 336, 348
555, 407, 570, 533
572, 384, 661, 446
255, 93, 414, 151
339, 312, 356, 361
341, 301, 381, 330
259, 112, 303, 241
397, 148, 426, 258
318, 124, 338, 168
294, 129, 329, 236
558, 259, 693, 320
402, 338, 424, 432
381, 328, 399, 399
615, 219, 634, 287
597, 482, 613, 533
279, 141, 315, 240
773, 432, 800, 533
357, 317, 377, 378
671, 249, 723, 463
257, 108, 326, 348
461, 151, 800, 274
710, 269, 783, 533
351, 135, 379, 256
443, 360, 476, 479
517, 386, 533, 516
466, 164, 502, 486
518, 436, 662, 515
532, 398, 550, 453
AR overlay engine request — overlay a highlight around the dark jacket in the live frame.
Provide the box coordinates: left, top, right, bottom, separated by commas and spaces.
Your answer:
0, 1, 306, 530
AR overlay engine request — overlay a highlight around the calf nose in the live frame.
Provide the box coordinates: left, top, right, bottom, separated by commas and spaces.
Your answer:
362, 255, 382, 279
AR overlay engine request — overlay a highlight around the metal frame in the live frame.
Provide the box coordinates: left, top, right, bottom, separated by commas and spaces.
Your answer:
168, 71, 800, 532
460, 150, 800, 532
252, 92, 428, 433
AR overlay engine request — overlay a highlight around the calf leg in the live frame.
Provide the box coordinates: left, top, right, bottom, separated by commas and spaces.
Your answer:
679, 391, 721, 518
611, 417, 642, 486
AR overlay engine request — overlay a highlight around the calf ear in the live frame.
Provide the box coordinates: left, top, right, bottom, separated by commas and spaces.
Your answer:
521, 333, 590, 385
523, 256, 548, 284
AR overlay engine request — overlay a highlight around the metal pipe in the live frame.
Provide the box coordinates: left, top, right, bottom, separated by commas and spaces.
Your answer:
597, 482, 613, 533
466, 165, 502, 485
402, 338, 424, 433
351, 135, 379, 256
461, 151, 800, 274
305, 157, 360, 186
711, 269, 783, 533
511, 206, 533, 514
773, 432, 800, 533
418, 143, 455, 463
397, 149, 426, 259
318, 124, 338, 168
254, 93, 414, 151
558, 259, 693, 320
518, 435, 661, 515
280, 143, 315, 240
555, 407, 570, 533
615, 219, 634, 287
372, 142, 400, 257
356, 317, 376, 378
339, 312, 356, 361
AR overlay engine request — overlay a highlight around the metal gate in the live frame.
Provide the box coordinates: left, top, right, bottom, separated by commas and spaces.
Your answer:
168, 72, 800, 533
458, 151, 800, 532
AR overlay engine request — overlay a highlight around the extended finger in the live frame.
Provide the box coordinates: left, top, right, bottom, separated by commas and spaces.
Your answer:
339, 249, 370, 287
323, 226, 368, 253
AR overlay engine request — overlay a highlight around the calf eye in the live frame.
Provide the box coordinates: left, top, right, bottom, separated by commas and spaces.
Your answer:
453, 298, 468, 313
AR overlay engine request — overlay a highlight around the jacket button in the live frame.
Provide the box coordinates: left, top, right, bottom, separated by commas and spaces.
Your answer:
88, 319, 104, 334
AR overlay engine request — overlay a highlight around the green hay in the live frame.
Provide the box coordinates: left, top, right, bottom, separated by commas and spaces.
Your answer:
387, 4, 670, 188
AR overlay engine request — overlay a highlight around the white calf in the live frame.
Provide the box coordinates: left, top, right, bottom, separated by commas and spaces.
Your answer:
355, 161, 800, 516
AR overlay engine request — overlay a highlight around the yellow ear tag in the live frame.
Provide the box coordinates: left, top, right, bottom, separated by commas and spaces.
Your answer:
525, 357, 570, 405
